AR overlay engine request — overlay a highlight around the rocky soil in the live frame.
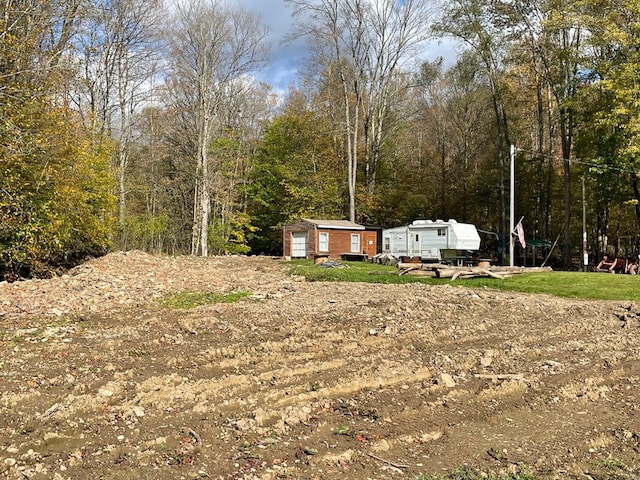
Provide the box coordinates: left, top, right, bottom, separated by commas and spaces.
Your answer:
1, 251, 640, 480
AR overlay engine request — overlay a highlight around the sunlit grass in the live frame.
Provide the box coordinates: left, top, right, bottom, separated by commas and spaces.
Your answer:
416, 465, 536, 480
287, 260, 640, 301
156, 290, 251, 309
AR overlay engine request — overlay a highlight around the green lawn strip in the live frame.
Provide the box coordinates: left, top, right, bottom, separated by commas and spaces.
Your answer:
156, 290, 252, 309
416, 468, 536, 480
287, 260, 640, 301
457, 271, 640, 301
414, 456, 634, 480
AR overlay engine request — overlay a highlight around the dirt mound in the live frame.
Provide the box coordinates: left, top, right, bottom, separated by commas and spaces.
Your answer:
1, 253, 639, 479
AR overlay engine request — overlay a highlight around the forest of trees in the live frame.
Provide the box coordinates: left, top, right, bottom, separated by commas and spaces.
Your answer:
2, 0, 640, 278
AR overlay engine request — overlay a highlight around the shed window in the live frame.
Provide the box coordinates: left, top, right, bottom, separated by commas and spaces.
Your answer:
319, 232, 329, 252
351, 234, 360, 253
437, 228, 446, 236
383, 237, 390, 251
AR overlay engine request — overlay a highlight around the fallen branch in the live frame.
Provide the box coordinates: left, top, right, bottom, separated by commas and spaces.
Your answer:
367, 452, 409, 469
397, 263, 551, 280
439, 268, 510, 280
398, 265, 423, 276
474, 373, 526, 381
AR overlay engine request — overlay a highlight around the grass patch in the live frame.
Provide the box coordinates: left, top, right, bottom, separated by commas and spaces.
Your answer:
287, 260, 640, 301
287, 260, 419, 284
416, 465, 536, 480
156, 290, 251, 309
454, 271, 640, 301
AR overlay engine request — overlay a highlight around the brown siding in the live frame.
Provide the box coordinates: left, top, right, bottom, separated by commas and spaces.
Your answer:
317, 229, 359, 258
283, 219, 378, 259
283, 220, 316, 258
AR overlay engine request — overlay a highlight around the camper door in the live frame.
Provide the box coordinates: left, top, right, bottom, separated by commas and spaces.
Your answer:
411, 232, 420, 257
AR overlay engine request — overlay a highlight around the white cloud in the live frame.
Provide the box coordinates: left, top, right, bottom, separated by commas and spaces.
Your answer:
229, 0, 306, 92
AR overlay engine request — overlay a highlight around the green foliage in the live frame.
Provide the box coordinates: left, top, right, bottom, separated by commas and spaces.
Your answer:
208, 212, 257, 255
121, 213, 169, 251
248, 102, 346, 255
596, 456, 626, 472
156, 290, 251, 309
574, 0, 640, 233
0, 98, 116, 277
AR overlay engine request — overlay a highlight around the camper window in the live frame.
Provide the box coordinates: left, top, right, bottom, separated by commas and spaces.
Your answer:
437, 228, 446, 236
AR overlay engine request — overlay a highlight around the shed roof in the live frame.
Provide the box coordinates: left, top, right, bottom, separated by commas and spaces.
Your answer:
302, 218, 365, 230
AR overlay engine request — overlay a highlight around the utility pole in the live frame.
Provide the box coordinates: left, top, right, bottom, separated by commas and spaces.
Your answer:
509, 144, 515, 267
582, 177, 587, 272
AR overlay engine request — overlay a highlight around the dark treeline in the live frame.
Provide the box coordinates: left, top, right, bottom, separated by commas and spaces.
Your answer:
2, 0, 640, 278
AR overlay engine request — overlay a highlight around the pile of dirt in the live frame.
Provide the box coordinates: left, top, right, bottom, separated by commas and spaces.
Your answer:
1, 252, 639, 479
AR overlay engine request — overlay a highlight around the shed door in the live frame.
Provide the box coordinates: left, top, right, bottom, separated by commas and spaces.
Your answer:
291, 232, 308, 257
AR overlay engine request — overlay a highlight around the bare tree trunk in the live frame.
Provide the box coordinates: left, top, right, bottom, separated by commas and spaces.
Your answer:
287, 0, 432, 222
191, 182, 200, 255
166, 0, 267, 256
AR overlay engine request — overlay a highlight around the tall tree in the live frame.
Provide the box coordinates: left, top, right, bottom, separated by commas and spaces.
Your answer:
575, 0, 640, 251
287, 0, 432, 222
68, 0, 161, 244
435, 0, 513, 264
248, 90, 346, 254
0, 0, 115, 277
164, 0, 268, 256
485, 0, 584, 266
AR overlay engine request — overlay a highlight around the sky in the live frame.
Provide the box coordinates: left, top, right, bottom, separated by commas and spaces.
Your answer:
231, 0, 461, 94
232, 0, 309, 92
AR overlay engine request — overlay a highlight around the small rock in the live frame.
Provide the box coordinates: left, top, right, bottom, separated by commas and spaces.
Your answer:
234, 418, 254, 431
439, 373, 456, 388
370, 439, 390, 452
480, 356, 492, 368
98, 388, 113, 397
254, 408, 269, 426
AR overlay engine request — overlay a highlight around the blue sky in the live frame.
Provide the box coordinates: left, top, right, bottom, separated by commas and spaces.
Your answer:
231, 0, 460, 93
232, 0, 307, 92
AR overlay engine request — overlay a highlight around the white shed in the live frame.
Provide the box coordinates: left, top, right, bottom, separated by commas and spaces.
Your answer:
382, 219, 481, 262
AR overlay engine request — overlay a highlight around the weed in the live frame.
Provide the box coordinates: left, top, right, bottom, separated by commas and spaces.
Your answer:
415, 464, 537, 480
597, 455, 626, 471
335, 425, 353, 436
127, 344, 150, 357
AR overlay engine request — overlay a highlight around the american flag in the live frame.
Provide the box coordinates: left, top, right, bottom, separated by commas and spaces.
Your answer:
515, 219, 526, 249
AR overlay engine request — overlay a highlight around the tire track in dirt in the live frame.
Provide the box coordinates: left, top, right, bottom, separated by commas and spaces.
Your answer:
3, 254, 640, 479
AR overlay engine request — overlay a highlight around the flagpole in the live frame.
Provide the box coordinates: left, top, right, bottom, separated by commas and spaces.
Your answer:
509, 144, 515, 267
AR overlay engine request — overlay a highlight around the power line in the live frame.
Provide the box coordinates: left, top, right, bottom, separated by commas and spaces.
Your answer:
515, 147, 640, 175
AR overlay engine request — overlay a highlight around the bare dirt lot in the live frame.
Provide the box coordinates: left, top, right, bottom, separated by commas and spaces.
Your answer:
1, 252, 640, 480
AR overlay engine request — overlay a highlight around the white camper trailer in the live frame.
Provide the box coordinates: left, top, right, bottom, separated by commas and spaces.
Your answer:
382, 219, 481, 262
